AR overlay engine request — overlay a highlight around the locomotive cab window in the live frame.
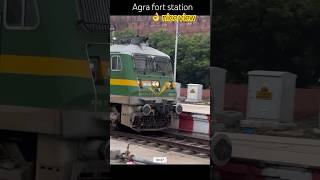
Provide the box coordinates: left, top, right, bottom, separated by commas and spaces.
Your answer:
111, 55, 122, 71
4, 0, 39, 30
133, 54, 173, 75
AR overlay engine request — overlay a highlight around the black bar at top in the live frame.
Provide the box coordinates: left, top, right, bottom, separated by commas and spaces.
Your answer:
111, 0, 210, 16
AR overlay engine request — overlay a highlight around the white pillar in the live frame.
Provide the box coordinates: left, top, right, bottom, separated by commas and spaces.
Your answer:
175, 82, 181, 98
173, 21, 179, 82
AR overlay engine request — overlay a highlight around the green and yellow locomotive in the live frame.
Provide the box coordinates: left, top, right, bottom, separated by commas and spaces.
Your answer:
0, 0, 109, 179
110, 37, 183, 131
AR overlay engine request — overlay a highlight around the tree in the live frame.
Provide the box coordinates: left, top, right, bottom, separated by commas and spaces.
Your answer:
114, 28, 136, 40
214, 0, 320, 87
176, 33, 210, 87
148, 31, 210, 87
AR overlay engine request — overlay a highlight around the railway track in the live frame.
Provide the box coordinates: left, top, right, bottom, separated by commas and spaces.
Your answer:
110, 130, 210, 158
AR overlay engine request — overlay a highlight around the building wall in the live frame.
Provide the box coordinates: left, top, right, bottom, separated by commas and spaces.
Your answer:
110, 16, 210, 35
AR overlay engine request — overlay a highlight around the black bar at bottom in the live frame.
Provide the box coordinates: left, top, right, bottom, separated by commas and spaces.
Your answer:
111, 165, 210, 180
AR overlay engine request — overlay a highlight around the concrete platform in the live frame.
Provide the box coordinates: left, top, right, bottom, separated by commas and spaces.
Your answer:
216, 111, 244, 128
110, 138, 209, 165
225, 132, 320, 168
240, 119, 297, 130
181, 103, 210, 115
213, 120, 226, 131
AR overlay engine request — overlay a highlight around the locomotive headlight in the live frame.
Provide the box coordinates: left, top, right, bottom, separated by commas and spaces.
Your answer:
165, 82, 171, 89
169, 81, 176, 89
137, 80, 143, 88
151, 81, 160, 88
171, 82, 176, 89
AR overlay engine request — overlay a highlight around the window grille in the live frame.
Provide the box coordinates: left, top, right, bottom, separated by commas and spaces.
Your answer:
4, 0, 39, 30
77, 0, 109, 33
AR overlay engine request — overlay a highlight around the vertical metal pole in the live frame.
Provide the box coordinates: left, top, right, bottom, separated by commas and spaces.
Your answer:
173, 20, 179, 82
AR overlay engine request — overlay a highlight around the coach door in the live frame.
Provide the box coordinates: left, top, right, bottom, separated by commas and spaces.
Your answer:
86, 43, 109, 112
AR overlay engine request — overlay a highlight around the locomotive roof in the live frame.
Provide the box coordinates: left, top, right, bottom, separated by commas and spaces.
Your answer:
110, 44, 170, 58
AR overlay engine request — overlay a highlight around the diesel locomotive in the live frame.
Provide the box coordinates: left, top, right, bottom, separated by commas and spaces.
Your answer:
110, 37, 183, 131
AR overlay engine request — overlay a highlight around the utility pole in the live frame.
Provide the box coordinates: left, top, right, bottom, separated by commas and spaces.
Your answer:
110, 24, 116, 44
173, 20, 179, 82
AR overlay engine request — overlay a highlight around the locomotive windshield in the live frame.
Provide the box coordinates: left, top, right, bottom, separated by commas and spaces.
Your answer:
133, 54, 173, 75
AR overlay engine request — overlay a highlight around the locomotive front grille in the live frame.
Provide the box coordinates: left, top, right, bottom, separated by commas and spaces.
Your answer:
132, 115, 170, 130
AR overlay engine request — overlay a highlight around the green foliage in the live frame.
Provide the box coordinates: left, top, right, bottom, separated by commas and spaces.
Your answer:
148, 29, 175, 57
175, 33, 210, 88
214, 0, 320, 87
113, 28, 136, 40
148, 31, 210, 88
113, 29, 210, 88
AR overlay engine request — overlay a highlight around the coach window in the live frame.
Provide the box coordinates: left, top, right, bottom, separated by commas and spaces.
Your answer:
111, 55, 122, 71
4, 0, 40, 30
